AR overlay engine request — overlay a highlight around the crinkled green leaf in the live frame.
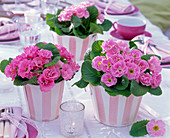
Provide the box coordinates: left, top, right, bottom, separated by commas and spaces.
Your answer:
130, 79, 149, 96
32, 70, 43, 73
71, 15, 81, 28
100, 19, 112, 31
14, 75, 38, 86
35, 42, 46, 49
129, 41, 138, 49
44, 56, 61, 68
115, 75, 129, 90
0, 59, 10, 73
130, 120, 149, 137
82, 61, 101, 85
73, 28, 89, 39
90, 40, 104, 59
148, 86, 162, 96
55, 26, 63, 35
86, 6, 98, 23
89, 23, 103, 34
141, 54, 161, 61
73, 78, 89, 88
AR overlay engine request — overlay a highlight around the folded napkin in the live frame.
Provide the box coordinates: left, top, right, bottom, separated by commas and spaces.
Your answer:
132, 35, 170, 67
0, 107, 38, 138
92, 0, 134, 14
0, 18, 19, 41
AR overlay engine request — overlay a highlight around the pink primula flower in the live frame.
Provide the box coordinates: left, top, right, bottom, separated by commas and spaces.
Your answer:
108, 54, 124, 63
101, 39, 118, 53
58, 11, 73, 22
97, 11, 104, 23
140, 72, 152, 86
125, 63, 140, 80
138, 59, 149, 73
116, 40, 130, 53
101, 58, 113, 72
130, 49, 142, 59
151, 73, 161, 88
148, 56, 162, 73
23, 45, 39, 59
33, 57, 49, 69
38, 74, 55, 92
92, 56, 105, 71
67, 60, 80, 72
101, 73, 117, 87
110, 61, 127, 77
43, 66, 61, 80
38, 49, 53, 59
146, 119, 165, 137
5, 64, 17, 81
18, 59, 34, 79
11, 53, 26, 67
61, 64, 74, 80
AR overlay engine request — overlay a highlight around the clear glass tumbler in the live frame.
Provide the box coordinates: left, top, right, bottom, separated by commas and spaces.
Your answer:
60, 100, 85, 137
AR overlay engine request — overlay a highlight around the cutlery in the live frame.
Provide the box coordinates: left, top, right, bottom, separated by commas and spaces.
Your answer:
4, 108, 10, 138
0, 109, 5, 138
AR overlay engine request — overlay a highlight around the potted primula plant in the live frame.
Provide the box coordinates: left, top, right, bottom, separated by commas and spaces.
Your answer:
0, 42, 80, 121
74, 39, 162, 126
46, 2, 112, 61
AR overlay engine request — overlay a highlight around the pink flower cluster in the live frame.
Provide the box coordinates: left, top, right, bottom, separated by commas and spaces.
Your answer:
92, 39, 162, 88
146, 119, 165, 137
5, 44, 80, 92
58, 2, 104, 23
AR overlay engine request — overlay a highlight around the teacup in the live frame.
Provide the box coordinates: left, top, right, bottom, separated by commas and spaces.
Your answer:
113, 18, 146, 40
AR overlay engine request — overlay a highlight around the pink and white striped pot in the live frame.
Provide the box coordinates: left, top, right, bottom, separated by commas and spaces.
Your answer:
90, 85, 142, 126
51, 32, 97, 61
24, 81, 64, 122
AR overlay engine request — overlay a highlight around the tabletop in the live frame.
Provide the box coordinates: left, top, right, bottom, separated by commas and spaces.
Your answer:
0, 0, 170, 138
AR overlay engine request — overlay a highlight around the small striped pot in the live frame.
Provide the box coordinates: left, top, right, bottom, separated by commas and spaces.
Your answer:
51, 32, 97, 61
90, 85, 142, 126
24, 81, 64, 121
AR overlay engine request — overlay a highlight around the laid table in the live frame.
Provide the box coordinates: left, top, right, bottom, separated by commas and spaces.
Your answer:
0, 1, 170, 138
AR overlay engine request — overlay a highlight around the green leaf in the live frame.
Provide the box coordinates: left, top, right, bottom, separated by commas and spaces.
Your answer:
0, 59, 10, 73
73, 78, 89, 88
86, 6, 98, 23
71, 15, 81, 28
46, 16, 57, 28
84, 50, 92, 61
101, 82, 131, 97
14, 76, 38, 86
89, 23, 103, 34
90, 40, 104, 59
56, 9, 63, 15
46, 13, 56, 20
73, 28, 89, 39
130, 120, 149, 137
141, 54, 161, 61
129, 41, 138, 49
81, 61, 101, 85
61, 27, 70, 33
115, 75, 129, 90
100, 19, 112, 31
130, 79, 149, 96
54, 26, 63, 35
35, 42, 46, 49
32, 70, 43, 73
148, 86, 162, 96
44, 56, 61, 68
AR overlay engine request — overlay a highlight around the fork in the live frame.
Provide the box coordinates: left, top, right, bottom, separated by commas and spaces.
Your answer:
0, 109, 5, 138
3, 108, 10, 138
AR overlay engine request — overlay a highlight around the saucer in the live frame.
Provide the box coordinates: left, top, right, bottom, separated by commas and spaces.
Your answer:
110, 30, 152, 41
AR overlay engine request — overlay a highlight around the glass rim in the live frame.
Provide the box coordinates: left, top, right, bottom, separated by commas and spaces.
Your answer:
60, 100, 85, 112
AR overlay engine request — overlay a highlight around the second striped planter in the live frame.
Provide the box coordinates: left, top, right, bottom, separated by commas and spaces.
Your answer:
90, 85, 142, 126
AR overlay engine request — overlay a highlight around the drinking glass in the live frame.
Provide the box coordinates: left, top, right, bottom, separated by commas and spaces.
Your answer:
60, 100, 85, 137
16, 12, 42, 50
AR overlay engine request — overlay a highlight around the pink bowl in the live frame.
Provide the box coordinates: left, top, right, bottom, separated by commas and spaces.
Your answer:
113, 18, 146, 40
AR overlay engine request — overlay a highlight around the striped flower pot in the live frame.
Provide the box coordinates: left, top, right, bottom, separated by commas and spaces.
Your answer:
24, 81, 64, 121
90, 85, 142, 126
51, 32, 97, 61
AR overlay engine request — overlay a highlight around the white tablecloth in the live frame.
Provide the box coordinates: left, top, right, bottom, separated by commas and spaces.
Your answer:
0, 1, 170, 138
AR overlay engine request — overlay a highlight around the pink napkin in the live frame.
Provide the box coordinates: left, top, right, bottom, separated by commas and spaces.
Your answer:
132, 35, 170, 67
92, 0, 134, 14
0, 18, 19, 40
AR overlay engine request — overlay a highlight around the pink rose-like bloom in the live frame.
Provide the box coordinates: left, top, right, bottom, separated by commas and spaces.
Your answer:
140, 72, 152, 86
123, 54, 134, 63
146, 119, 165, 137
75, 6, 89, 19
101, 58, 113, 72
18, 59, 34, 79
38, 49, 53, 59
116, 40, 130, 53
33, 57, 49, 70
138, 59, 149, 72
148, 56, 162, 73
125, 63, 140, 80
108, 54, 123, 63
38, 74, 55, 92
101, 73, 117, 87
23, 45, 39, 59
130, 49, 142, 59
101, 39, 118, 53
92, 56, 105, 71
61, 64, 74, 80
11, 53, 26, 67
67, 60, 80, 72
110, 60, 127, 77
5, 64, 17, 81
151, 73, 161, 88
58, 11, 73, 22
106, 47, 120, 58
43, 66, 61, 80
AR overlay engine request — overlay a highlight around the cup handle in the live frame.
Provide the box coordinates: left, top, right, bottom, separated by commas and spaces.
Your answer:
113, 22, 117, 31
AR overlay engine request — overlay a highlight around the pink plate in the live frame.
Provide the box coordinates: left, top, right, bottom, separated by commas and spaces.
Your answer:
110, 30, 152, 41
